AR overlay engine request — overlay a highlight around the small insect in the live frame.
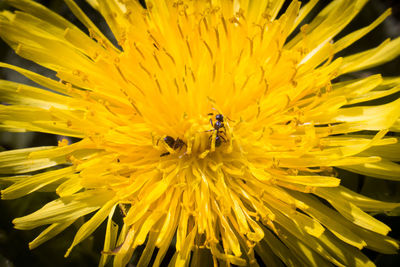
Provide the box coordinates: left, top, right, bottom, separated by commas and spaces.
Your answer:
157, 135, 187, 156
213, 134, 227, 147
208, 113, 226, 132
207, 113, 227, 147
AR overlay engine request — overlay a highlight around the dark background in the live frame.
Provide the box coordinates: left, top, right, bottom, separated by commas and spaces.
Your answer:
0, 0, 399, 266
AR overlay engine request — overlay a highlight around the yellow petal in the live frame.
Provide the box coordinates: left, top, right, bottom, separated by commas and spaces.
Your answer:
341, 159, 400, 181
277, 175, 340, 187
1, 166, 75, 199
0, 80, 73, 109
334, 8, 391, 54
13, 189, 114, 230
99, 205, 118, 267
315, 188, 391, 235
0, 62, 75, 96
315, 186, 400, 213
56, 174, 82, 197
63, 0, 119, 53
276, 226, 334, 266
339, 37, 400, 74
0, 146, 59, 174
317, 230, 376, 267
65, 199, 118, 257
29, 219, 75, 249
363, 138, 400, 161
256, 229, 302, 267
289, 191, 367, 249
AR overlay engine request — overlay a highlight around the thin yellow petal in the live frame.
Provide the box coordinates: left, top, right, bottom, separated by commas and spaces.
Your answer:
363, 138, 400, 161
276, 226, 333, 267
56, 174, 82, 197
339, 37, 400, 74
314, 189, 391, 235
99, 205, 118, 267
316, 186, 400, 213
289, 191, 367, 249
29, 219, 76, 249
65, 200, 118, 257
1, 166, 75, 199
63, 0, 119, 53
341, 159, 400, 181
277, 175, 340, 187
334, 8, 392, 54
318, 230, 376, 267
256, 229, 302, 267
13, 190, 114, 230
0, 146, 60, 174
0, 62, 77, 96
332, 98, 400, 130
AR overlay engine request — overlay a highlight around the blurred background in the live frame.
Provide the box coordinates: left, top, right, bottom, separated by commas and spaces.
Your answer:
0, 0, 400, 266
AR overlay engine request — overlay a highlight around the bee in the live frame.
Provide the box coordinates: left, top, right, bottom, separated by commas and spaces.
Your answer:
157, 135, 187, 156
207, 113, 227, 147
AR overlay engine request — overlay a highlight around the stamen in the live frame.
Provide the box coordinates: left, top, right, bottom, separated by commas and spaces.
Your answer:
183, 78, 188, 92
134, 42, 145, 59
186, 38, 193, 58
163, 49, 176, 65
214, 28, 220, 49
202, 40, 213, 59
118, 87, 142, 116
237, 49, 244, 65
258, 67, 265, 85
148, 31, 161, 49
203, 17, 209, 32
212, 62, 216, 82
177, 21, 185, 39
153, 52, 163, 70
139, 62, 152, 78
240, 75, 251, 91
154, 78, 163, 94
174, 78, 180, 94
190, 69, 196, 83
248, 37, 254, 57
263, 79, 269, 96
221, 16, 228, 37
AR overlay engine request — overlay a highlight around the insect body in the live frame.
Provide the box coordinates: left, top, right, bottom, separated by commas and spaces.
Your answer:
213, 134, 226, 147
207, 113, 227, 147
208, 113, 226, 132
158, 135, 187, 156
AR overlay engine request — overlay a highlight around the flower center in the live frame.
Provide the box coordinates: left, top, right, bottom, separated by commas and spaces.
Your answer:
153, 111, 236, 159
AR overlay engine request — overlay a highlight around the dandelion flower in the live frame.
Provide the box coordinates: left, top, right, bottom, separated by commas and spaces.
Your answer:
1, 0, 400, 266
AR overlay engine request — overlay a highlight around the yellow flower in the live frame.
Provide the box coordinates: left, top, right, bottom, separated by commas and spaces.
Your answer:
1, 0, 400, 266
